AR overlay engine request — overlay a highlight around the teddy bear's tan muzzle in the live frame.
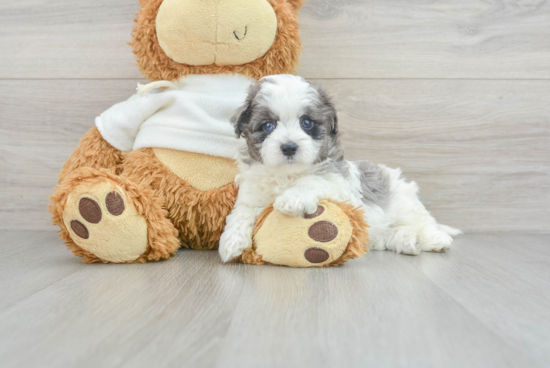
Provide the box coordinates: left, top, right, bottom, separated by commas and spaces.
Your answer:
156, 0, 278, 67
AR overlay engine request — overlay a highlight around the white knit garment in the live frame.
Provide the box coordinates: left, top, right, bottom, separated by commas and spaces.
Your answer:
95, 73, 256, 159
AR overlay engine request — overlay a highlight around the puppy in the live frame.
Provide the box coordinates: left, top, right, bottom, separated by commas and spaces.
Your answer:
219, 74, 460, 262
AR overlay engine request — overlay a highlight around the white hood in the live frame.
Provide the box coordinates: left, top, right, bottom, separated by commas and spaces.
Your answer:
95, 73, 255, 159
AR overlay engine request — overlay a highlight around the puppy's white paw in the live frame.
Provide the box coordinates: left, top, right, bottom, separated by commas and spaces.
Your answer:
274, 193, 318, 217
420, 228, 453, 253
396, 238, 421, 255
218, 230, 252, 263
389, 227, 421, 255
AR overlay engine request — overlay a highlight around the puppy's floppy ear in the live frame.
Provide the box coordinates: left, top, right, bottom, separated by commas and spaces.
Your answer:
230, 105, 251, 138
231, 83, 261, 138
331, 114, 339, 136
313, 84, 339, 136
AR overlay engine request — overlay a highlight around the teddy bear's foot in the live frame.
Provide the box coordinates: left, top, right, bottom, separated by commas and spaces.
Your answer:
50, 168, 180, 263
62, 180, 149, 263
240, 201, 369, 268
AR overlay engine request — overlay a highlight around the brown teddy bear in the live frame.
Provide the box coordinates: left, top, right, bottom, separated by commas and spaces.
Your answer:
49, 0, 369, 267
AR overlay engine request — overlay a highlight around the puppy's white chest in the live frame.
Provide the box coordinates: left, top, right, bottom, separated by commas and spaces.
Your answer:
262, 176, 300, 200
238, 171, 301, 207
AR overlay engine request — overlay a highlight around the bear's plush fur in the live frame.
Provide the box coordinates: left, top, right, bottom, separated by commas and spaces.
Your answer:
131, 0, 303, 81
241, 201, 369, 268
49, 0, 369, 267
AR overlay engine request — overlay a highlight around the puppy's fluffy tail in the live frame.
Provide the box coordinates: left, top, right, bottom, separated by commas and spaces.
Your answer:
438, 224, 463, 236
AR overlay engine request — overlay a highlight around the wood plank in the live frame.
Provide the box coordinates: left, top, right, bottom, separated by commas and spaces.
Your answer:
1, 79, 548, 232
0, 231, 545, 367
0, 0, 140, 79
0, 233, 247, 368
405, 233, 550, 365
0, 230, 86, 311
321, 78, 550, 233
0, 79, 142, 231
298, 0, 550, 79
215, 241, 539, 368
1, 0, 550, 79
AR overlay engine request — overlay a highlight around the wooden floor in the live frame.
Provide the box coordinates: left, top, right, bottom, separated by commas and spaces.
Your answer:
0, 230, 548, 368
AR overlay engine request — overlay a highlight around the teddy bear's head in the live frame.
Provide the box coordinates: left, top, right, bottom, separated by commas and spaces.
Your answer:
131, 0, 305, 81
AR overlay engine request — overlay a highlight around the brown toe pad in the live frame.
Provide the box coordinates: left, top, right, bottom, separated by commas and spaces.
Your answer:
71, 220, 89, 239
79, 198, 102, 224
308, 221, 338, 243
304, 247, 330, 263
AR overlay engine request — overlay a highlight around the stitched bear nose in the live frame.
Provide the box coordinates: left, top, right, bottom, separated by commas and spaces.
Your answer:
281, 143, 298, 157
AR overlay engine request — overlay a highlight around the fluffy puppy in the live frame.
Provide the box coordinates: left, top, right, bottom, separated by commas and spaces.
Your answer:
219, 74, 460, 262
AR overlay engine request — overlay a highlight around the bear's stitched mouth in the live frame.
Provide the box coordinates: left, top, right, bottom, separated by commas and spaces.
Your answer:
233, 26, 248, 41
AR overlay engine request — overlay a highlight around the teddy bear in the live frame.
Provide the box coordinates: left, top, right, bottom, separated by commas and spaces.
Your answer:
49, 0, 369, 267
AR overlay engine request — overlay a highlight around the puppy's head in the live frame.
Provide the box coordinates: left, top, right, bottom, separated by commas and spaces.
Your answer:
231, 74, 342, 170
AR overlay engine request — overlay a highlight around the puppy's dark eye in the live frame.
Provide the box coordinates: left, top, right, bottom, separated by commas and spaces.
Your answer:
262, 122, 276, 132
301, 119, 314, 130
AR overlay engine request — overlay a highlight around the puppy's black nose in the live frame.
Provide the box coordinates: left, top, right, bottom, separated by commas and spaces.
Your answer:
281, 143, 298, 157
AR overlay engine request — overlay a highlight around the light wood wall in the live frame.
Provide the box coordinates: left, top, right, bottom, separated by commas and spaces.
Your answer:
1, 0, 549, 232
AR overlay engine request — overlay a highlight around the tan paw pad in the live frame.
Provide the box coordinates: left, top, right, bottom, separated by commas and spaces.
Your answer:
62, 182, 148, 263
253, 201, 353, 267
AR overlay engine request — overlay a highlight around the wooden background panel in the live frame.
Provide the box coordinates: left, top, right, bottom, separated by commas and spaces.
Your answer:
1, 79, 548, 232
322, 78, 550, 232
2, 0, 550, 79
0, 0, 139, 79
0, 79, 142, 231
299, 0, 550, 79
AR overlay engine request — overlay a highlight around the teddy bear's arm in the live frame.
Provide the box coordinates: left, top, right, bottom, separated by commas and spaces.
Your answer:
58, 126, 123, 183
94, 90, 179, 152
58, 89, 180, 184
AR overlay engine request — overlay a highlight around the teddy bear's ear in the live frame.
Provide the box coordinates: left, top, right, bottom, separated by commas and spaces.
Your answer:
286, 0, 306, 12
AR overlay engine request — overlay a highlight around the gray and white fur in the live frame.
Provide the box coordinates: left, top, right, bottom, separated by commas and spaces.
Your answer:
219, 74, 460, 262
